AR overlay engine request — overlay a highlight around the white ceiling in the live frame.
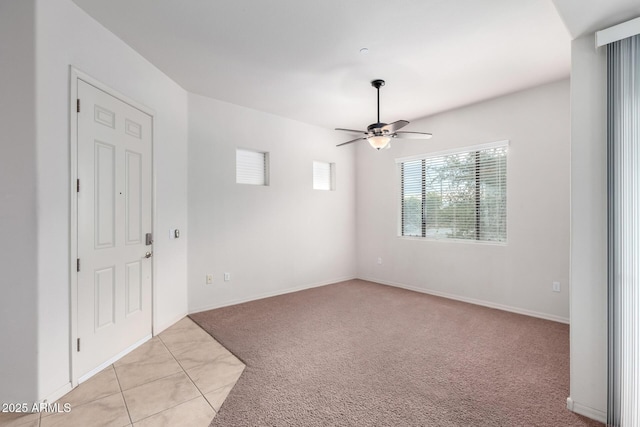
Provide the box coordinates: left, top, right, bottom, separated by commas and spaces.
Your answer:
72, 0, 570, 130
552, 0, 640, 39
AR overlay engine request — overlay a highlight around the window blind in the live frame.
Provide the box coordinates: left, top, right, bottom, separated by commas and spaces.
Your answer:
607, 34, 640, 427
313, 161, 334, 191
236, 149, 268, 185
399, 143, 507, 242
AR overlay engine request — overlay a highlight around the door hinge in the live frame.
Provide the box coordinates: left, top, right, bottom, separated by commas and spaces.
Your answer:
76, 258, 80, 272
77, 338, 80, 352
77, 179, 80, 193
77, 99, 80, 113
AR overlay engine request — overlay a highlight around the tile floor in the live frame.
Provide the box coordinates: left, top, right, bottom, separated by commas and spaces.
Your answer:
0, 317, 244, 427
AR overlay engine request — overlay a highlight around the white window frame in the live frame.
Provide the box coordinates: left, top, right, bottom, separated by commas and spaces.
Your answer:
236, 148, 269, 186
313, 161, 335, 191
395, 140, 509, 244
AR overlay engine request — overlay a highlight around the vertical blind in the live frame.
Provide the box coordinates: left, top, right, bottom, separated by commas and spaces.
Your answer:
313, 161, 333, 191
398, 142, 507, 242
236, 148, 268, 185
607, 34, 640, 427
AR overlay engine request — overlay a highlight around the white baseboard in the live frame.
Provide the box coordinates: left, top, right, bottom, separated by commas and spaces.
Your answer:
188, 275, 357, 314
78, 334, 152, 384
39, 382, 73, 406
359, 277, 570, 324
566, 397, 607, 423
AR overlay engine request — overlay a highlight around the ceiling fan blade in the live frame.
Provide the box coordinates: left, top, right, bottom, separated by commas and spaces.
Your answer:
336, 137, 366, 147
335, 128, 368, 134
393, 131, 433, 140
382, 120, 409, 133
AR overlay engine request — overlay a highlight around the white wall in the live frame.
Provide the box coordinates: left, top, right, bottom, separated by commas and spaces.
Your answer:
0, 0, 39, 404
357, 79, 571, 322
187, 94, 356, 312
33, 0, 189, 402
567, 34, 607, 421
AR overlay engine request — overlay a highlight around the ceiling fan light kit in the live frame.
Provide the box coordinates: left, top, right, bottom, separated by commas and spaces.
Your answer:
335, 79, 433, 150
368, 135, 391, 150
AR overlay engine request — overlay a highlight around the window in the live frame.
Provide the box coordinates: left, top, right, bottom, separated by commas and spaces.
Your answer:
313, 161, 335, 191
398, 141, 507, 242
236, 148, 268, 185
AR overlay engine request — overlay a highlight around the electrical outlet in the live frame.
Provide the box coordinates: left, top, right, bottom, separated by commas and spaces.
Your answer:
552, 281, 560, 292
377, 257, 382, 265
224, 272, 231, 281
206, 274, 213, 284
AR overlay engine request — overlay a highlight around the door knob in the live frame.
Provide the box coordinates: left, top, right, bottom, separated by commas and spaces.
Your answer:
145, 251, 153, 259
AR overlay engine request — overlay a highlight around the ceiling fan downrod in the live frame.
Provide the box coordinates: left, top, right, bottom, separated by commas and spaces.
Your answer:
372, 79, 385, 124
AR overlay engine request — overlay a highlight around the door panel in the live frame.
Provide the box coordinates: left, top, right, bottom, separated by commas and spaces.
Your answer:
94, 141, 116, 249
76, 80, 152, 379
125, 261, 142, 316
125, 150, 142, 245
94, 266, 115, 330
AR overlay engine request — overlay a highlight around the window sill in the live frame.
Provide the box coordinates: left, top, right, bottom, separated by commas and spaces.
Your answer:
396, 235, 507, 247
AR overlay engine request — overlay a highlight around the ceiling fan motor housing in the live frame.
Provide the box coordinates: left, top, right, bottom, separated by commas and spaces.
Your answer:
367, 122, 388, 135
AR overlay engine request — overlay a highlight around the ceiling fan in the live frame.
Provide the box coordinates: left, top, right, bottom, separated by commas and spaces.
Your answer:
336, 79, 433, 150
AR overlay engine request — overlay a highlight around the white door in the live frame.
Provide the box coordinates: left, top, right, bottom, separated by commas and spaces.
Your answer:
76, 80, 153, 380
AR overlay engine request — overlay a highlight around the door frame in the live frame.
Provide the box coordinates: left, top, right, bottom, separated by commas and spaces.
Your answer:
69, 66, 157, 386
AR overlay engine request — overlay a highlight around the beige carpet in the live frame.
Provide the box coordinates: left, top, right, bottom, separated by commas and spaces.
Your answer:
190, 280, 603, 426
